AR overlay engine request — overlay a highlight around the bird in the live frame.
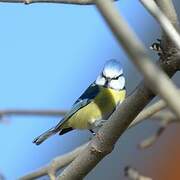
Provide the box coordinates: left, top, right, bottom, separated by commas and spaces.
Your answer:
33, 59, 126, 145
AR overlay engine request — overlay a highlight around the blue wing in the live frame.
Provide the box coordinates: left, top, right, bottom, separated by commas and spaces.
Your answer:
33, 84, 100, 145
75, 83, 100, 103
54, 83, 100, 130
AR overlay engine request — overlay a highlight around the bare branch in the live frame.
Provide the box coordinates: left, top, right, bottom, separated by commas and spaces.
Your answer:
154, 0, 179, 27
0, 98, 169, 127
17, 108, 179, 179
1, 0, 178, 179
16, 95, 178, 178
139, 110, 179, 149
130, 100, 166, 128
0, 0, 118, 5
124, 166, 152, 180
140, 0, 180, 50
154, 0, 180, 53
0, 109, 66, 120
152, 110, 176, 120
4, 99, 172, 179
0, 98, 172, 127
0, 97, 166, 126
20, 142, 88, 180
57, 0, 180, 179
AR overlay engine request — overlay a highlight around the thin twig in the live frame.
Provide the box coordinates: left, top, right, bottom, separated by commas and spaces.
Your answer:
19, 142, 88, 180
139, 110, 179, 149
140, 0, 180, 50
0, 99, 170, 128
0, 99, 169, 125
0, 109, 66, 118
124, 166, 152, 180
0, 99, 172, 127
130, 100, 166, 128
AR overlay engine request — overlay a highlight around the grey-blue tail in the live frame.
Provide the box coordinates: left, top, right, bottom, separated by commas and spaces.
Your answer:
33, 127, 58, 145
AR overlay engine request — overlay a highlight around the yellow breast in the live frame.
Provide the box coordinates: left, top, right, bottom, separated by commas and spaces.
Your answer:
63, 87, 126, 129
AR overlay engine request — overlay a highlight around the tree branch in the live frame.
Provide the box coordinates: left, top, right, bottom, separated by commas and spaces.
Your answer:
138, 110, 178, 149
0, 109, 66, 118
20, 142, 89, 180
130, 100, 166, 128
154, 0, 180, 52
0, 98, 171, 126
0, 0, 118, 5
57, 0, 180, 179
0, 97, 174, 127
154, 0, 179, 27
19, 103, 177, 179
1, 0, 178, 179
140, 0, 180, 50
124, 166, 152, 180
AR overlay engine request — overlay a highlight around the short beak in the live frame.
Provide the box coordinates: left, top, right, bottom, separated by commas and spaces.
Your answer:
104, 78, 110, 88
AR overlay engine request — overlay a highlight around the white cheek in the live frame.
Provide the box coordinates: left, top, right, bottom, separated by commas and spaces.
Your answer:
109, 76, 125, 90
95, 76, 106, 86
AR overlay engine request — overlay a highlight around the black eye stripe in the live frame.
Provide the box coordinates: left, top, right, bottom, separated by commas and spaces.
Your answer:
102, 72, 123, 80
112, 74, 123, 80
101, 73, 106, 78
112, 76, 119, 80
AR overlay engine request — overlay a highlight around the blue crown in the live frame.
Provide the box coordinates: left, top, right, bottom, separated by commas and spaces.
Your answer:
103, 59, 123, 78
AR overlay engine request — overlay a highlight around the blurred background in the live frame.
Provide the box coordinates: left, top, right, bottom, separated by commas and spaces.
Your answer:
0, 0, 180, 179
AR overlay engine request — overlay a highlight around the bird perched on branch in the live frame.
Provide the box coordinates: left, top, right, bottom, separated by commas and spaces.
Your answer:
33, 59, 126, 145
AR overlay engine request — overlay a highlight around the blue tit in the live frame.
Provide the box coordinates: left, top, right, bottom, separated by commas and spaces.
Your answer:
33, 59, 126, 145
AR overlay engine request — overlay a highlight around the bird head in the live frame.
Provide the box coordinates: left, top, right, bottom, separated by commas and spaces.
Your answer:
95, 59, 125, 90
